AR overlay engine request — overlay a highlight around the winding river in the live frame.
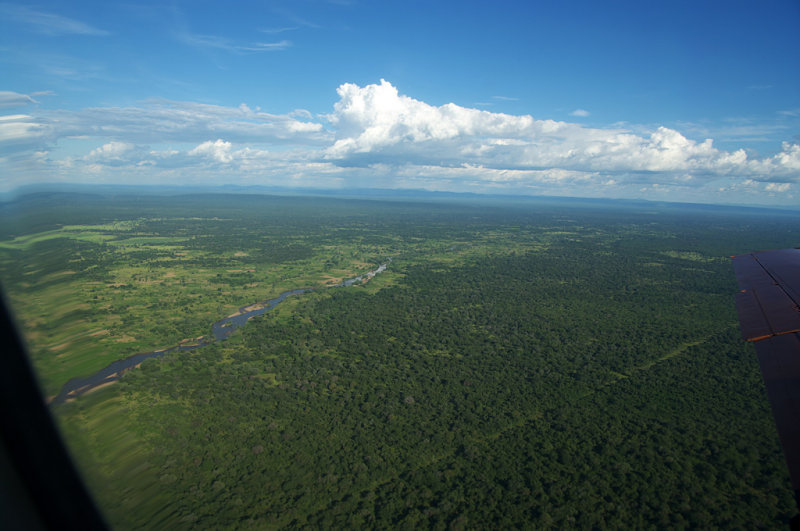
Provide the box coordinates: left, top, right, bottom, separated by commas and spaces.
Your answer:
50, 260, 391, 405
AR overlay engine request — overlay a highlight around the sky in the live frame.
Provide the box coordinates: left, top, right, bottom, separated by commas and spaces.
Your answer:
1, 0, 799, 207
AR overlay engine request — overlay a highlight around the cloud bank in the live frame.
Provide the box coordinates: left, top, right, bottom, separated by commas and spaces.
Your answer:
325, 80, 798, 182
1, 80, 798, 205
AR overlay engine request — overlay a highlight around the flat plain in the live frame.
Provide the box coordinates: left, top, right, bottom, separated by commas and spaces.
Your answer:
1, 191, 798, 528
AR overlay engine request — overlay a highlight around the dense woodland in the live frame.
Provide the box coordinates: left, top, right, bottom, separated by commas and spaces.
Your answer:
1, 192, 799, 528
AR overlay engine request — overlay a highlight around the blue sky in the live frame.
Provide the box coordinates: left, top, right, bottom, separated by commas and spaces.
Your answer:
1, 0, 799, 206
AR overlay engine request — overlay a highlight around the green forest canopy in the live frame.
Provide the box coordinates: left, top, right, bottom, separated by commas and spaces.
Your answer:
1, 192, 798, 528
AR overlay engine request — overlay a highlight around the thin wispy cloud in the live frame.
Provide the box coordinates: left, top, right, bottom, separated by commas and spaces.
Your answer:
260, 27, 297, 34
570, 109, 590, 117
492, 96, 519, 102
0, 3, 109, 36
34, 98, 327, 145
177, 31, 292, 53
249, 41, 292, 51
272, 8, 321, 29
677, 119, 792, 144
0, 91, 38, 108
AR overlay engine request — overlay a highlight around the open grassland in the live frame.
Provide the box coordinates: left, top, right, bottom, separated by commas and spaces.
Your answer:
1, 223, 395, 397
55, 389, 179, 529
0, 195, 413, 397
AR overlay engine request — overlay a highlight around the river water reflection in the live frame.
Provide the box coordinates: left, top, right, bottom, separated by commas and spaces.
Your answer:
51, 261, 390, 405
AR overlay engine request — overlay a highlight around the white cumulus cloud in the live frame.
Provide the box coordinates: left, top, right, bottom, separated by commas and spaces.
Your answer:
189, 139, 234, 163
765, 182, 791, 193
326, 79, 535, 158
86, 141, 134, 161
323, 80, 800, 188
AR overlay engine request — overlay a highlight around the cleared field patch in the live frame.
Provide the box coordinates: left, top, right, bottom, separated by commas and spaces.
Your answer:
662, 250, 725, 263
56, 389, 183, 529
0, 228, 119, 249
1, 218, 394, 398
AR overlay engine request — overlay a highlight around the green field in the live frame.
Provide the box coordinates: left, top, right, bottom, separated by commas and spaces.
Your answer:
2, 192, 799, 528
0, 194, 405, 397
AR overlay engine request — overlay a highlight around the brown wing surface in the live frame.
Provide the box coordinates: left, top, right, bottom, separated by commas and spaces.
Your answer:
732, 248, 800, 501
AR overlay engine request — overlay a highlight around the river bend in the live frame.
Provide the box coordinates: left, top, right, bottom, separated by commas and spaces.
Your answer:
50, 261, 390, 405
